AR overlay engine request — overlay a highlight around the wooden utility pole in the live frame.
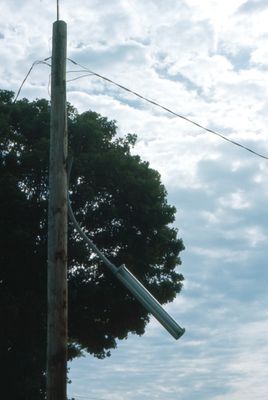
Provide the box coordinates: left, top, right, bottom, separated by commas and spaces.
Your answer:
47, 19, 68, 400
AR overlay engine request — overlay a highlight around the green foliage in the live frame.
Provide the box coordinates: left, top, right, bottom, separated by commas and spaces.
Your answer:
0, 90, 184, 399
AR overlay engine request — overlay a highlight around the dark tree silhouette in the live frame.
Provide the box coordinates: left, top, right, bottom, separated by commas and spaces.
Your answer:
0, 90, 184, 399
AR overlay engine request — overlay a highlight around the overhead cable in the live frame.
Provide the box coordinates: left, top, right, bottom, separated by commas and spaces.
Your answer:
13, 57, 51, 103
67, 58, 268, 161
67, 73, 94, 83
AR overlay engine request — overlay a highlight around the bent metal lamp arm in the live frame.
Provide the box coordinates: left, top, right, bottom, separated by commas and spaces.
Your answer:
67, 159, 185, 340
115, 265, 185, 339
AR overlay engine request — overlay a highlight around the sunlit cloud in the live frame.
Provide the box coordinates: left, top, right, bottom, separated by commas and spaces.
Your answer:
2, 1, 268, 399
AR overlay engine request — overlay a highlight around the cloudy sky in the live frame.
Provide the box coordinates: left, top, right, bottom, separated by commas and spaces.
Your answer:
1, 0, 268, 399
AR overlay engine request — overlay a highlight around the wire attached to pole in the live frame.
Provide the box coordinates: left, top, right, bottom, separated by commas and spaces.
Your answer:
13, 58, 51, 103
67, 58, 268, 162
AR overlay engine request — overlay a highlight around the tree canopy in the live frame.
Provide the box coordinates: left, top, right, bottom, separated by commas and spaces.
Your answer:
0, 89, 184, 399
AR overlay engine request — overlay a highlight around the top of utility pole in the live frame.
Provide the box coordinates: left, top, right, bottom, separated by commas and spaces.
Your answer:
57, 0, 59, 21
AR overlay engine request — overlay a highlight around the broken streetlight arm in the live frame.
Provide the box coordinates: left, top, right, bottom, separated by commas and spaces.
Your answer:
67, 157, 185, 340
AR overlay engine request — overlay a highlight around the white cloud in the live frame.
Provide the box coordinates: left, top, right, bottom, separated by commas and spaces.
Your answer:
2, 1, 268, 399
219, 190, 251, 209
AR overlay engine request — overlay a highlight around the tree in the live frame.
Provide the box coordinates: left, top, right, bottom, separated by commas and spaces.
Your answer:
0, 90, 184, 399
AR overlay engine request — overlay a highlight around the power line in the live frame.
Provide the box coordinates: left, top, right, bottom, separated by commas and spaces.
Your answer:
12, 57, 268, 161
13, 58, 51, 103
68, 395, 108, 400
67, 58, 268, 161
67, 73, 94, 83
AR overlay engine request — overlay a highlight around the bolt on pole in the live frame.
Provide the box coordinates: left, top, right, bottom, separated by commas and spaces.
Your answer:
46, 19, 68, 400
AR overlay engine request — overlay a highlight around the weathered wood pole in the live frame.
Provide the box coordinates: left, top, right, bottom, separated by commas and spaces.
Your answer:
46, 20, 68, 400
